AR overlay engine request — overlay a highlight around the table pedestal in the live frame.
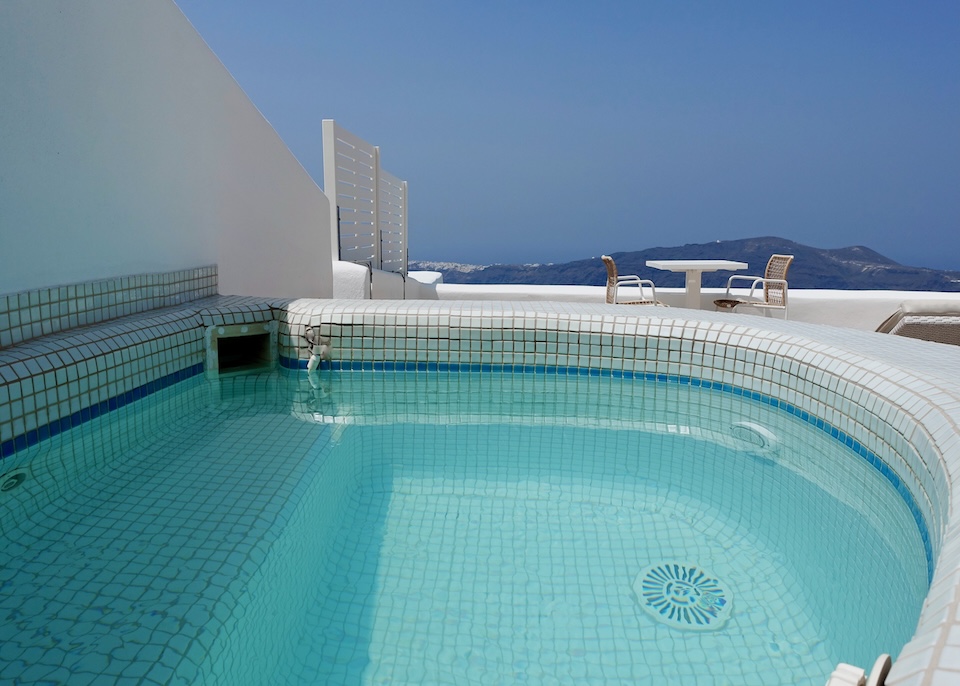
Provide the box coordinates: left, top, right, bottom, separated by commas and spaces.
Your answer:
684, 271, 703, 309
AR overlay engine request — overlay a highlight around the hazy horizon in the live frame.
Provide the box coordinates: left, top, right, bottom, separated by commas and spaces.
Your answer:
408, 235, 957, 271
177, 1, 960, 271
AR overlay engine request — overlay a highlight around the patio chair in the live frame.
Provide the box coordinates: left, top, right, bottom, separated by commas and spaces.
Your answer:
713, 254, 794, 319
875, 300, 960, 346
601, 255, 664, 306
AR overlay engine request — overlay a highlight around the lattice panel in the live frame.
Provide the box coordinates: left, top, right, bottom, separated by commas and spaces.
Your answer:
379, 169, 407, 275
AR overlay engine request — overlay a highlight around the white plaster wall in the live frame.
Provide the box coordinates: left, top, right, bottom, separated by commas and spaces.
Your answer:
332, 261, 371, 299
0, 0, 332, 298
405, 271, 442, 299
371, 270, 405, 299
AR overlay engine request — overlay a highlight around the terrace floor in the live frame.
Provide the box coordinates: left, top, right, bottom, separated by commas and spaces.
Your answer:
432, 284, 960, 333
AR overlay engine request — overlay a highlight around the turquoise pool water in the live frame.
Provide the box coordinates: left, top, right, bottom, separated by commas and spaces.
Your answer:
0, 370, 928, 684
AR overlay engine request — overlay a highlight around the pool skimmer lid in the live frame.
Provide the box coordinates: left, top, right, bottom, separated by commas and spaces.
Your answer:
634, 562, 732, 630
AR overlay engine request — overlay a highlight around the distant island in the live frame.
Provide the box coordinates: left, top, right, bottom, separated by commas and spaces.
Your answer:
411, 237, 960, 292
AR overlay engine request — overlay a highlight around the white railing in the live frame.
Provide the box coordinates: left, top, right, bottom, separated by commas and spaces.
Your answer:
322, 120, 407, 275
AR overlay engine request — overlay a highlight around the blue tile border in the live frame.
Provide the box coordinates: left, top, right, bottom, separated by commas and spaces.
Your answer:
0, 363, 204, 461
279, 355, 308, 370
281, 355, 934, 582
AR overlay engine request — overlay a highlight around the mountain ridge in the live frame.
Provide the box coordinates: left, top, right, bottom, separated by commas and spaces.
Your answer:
411, 237, 960, 292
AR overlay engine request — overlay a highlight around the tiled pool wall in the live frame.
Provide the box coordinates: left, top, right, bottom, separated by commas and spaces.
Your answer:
0, 267, 218, 349
278, 301, 948, 561
0, 267, 278, 464
0, 271, 282, 537
196, 400, 358, 683
2, 276, 960, 684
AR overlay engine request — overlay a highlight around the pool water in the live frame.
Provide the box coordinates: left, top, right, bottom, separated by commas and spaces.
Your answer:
0, 370, 928, 684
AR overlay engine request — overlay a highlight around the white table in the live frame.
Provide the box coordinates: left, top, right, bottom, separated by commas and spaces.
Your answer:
646, 259, 749, 309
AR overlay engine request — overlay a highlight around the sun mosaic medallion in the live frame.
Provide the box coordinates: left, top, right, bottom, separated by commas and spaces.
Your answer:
634, 561, 733, 631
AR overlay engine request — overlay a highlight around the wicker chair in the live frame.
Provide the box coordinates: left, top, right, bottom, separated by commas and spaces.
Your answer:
601, 255, 664, 305
714, 254, 794, 319
876, 301, 960, 346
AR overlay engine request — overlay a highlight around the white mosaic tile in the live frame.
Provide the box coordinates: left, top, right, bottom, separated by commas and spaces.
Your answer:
0, 267, 217, 350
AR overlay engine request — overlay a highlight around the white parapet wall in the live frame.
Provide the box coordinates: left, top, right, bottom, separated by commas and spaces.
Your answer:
332, 261, 371, 299
332, 265, 440, 301
406, 271, 442, 299
0, 0, 333, 299
370, 270, 405, 300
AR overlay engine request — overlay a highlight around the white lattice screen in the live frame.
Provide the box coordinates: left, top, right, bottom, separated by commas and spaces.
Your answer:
378, 168, 408, 275
322, 120, 407, 275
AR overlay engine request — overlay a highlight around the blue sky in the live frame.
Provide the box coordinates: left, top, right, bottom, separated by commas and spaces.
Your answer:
176, 1, 960, 269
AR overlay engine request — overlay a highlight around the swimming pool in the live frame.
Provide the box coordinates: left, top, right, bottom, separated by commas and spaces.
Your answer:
0, 368, 929, 684
3, 290, 960, 683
